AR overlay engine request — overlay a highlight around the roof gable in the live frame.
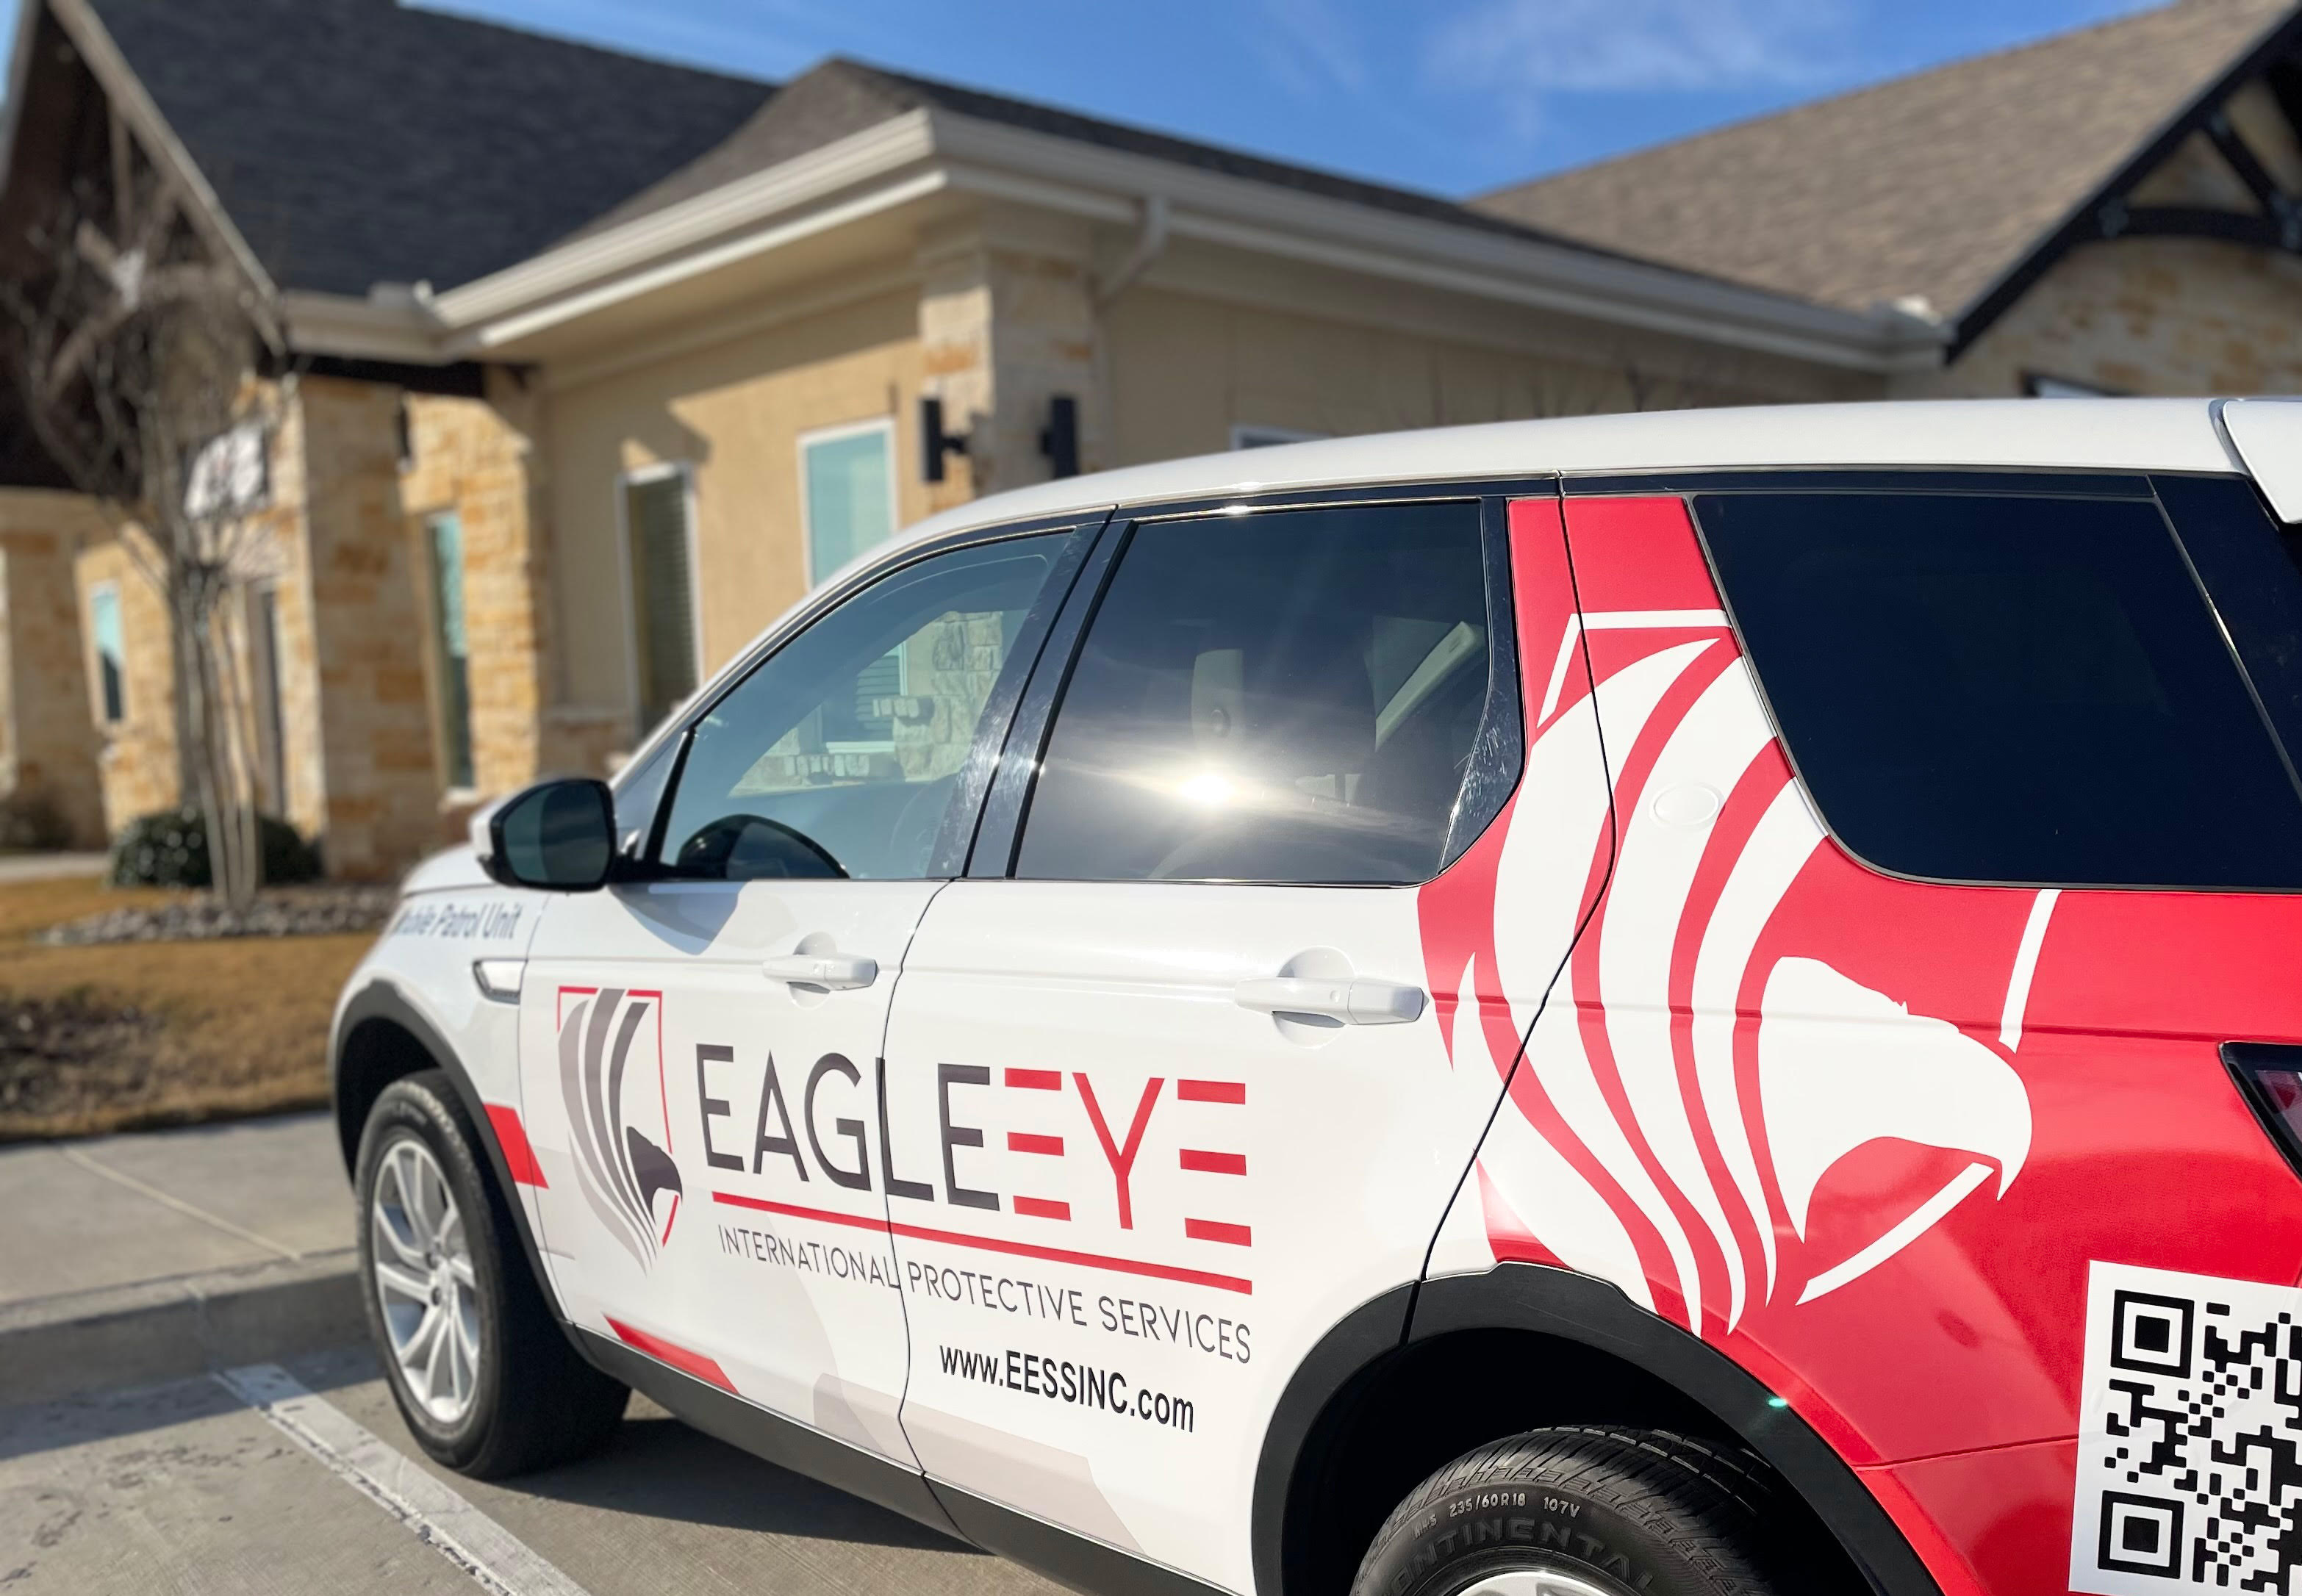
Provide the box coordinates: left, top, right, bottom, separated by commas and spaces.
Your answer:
82, 0, 773, 297
1473, 0, 2296, 324
571, 56, 1633, 262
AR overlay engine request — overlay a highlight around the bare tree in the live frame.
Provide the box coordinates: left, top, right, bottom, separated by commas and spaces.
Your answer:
1, 161, 284, 909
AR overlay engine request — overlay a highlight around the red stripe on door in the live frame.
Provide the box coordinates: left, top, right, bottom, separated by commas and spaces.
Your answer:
604, 1316, 732, 1391
1011, 1196, 1072, 1221
484, 1104, 547, 1187
1005, 1068, 1063, 1091
1176, 1079, 1245, 1104
1185, 1218, 1252, 1247
1008, 1132, 1065, 1155
1179, 1149, 1246, 1175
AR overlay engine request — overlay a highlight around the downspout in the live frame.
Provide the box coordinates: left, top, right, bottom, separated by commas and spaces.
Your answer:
1089, 195, 1171, 471
1095, 193, 1171, 308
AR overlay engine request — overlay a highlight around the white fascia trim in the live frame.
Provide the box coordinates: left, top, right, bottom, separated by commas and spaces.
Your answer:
929, 111, 1943, 373
281, 290, 449, 364
431, 110, 938, 328
450, 168, 948, 353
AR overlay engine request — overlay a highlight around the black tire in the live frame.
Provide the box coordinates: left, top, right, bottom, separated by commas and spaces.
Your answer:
1351, 1428, 1810, 1596
355, 1069, 628, 1477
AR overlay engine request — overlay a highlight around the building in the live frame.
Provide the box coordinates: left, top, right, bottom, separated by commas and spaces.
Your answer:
0, 0, 2292, 874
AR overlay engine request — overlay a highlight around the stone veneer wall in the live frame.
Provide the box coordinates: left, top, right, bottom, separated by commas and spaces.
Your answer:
298, 375, 442, 878
0, 492, 105, 844
401, 373, 555, 799
73, 531, 178, 833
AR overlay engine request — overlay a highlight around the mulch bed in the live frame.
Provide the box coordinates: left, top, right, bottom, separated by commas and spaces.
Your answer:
0, 994, 168, 1125
37, 885, 398, 946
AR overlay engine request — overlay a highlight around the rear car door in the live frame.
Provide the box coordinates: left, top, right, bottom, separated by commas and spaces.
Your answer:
516, 526, 1086, 1475
877, 490, 1612, 1589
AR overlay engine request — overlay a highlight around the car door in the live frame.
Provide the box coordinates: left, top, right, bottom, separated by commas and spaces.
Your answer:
516, 524, 1088, 1473
878, 491, 1610, 1589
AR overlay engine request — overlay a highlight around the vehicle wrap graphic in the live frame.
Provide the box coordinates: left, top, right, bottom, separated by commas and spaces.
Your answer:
556, 985, 681, 1270
1438, 494, 2302, 1596
1432, 497, 2041, 1334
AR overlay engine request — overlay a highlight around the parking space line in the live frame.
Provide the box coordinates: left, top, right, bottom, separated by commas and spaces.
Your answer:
215, 1363, 594, 1596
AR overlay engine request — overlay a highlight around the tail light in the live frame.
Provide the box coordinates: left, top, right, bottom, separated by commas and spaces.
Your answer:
2223, 1042, 2302, 1178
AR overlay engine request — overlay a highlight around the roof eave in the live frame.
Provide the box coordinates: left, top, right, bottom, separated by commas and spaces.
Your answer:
400, 104, 1942, 375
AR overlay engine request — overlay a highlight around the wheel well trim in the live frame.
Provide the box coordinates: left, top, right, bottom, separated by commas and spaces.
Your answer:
1250, 1263, 1943, 1596
330, 979, 558, 1313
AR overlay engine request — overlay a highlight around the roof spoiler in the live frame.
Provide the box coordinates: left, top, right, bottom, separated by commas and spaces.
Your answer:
2217, 398, 2302, 523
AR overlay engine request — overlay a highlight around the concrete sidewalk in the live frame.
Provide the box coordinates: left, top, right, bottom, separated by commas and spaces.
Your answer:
0, 1112, 362, 1402
0, 850, 107, 883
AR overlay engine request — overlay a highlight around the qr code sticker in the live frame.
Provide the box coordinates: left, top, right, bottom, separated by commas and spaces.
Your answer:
2073, 1262, 2302, 1594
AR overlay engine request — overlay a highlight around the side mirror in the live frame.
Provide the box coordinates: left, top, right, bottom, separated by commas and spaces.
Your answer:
485, 778, 616, 891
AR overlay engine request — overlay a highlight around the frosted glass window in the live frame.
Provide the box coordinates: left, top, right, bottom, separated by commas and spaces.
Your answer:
803, 424, 895, 582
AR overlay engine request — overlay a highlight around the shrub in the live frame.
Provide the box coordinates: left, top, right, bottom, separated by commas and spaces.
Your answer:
0, 791, 72, 852
109, 807, 320, 889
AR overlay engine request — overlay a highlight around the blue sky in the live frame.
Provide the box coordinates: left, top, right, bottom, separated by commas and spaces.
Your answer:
24, 0, 2164, 195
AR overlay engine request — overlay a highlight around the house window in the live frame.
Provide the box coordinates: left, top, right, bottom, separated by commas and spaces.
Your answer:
801, 419, 897, 584
1231, 423, 1328, 450
424, 512, 474, 791
89, 583, 124, 724
623, 465, 699, 736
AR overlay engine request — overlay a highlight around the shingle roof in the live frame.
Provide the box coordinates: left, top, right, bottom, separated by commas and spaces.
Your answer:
86, 0, 774, 296
1473, 0, 2298, 320
571, 57, 1625, 263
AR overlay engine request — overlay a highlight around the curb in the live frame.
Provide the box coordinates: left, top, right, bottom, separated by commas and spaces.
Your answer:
0, 1248, 364, 1406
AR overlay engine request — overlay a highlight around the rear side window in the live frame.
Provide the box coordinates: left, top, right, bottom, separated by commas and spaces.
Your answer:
1696, 490, 2302, 889
1015, 502, 1493, 884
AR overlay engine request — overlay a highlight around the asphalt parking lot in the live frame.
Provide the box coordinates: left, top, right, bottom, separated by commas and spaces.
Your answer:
0, 1342, 1067, 1596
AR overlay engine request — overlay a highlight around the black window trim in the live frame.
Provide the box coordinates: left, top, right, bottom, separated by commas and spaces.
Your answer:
1678, 467, 2302, 895
615, 507, 1114, 883
1563, 465, 2173, 500
968, 478, 1549, 888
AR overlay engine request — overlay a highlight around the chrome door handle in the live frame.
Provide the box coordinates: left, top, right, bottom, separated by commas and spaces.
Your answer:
762, 952, 878, 991
1233, 975, 1426, 1025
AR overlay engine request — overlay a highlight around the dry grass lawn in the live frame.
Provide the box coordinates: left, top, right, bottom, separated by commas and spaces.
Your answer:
0, 874, 374, 1140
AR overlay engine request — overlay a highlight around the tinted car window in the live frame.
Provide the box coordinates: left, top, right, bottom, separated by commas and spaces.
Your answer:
1015, 503, 1491, 884
657, 536, 1064, 881
1696, 490, 2302, 888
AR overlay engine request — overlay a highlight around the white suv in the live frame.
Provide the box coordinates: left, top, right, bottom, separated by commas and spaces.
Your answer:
336, 400, 2302, 1596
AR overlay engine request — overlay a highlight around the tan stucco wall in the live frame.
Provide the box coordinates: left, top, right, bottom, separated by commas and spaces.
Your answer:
542, 284, 931, 726
1105, 243, 1879, 467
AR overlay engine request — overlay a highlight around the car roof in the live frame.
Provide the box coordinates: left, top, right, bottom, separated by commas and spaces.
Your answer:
896, 398, 2242, 549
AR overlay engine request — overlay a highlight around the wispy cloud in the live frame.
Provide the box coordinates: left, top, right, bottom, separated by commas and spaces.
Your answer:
1427, 0, 1857, 93
1255, 0, 1371, 97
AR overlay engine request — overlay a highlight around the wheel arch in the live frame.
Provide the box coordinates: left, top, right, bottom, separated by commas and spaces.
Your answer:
1250, 1263, 1943, 1596
331, 979, 557, 1312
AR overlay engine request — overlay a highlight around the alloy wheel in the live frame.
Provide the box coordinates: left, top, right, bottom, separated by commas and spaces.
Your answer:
370, 1135, 481, 1423
1455, 1571, 1634, 1596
